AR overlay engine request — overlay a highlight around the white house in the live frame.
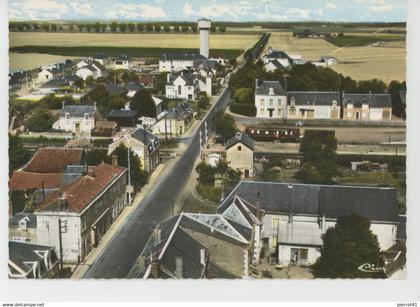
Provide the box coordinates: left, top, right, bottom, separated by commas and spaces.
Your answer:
165, 71, 199, 101
264, 60, 286, 73
108, 127, 160, 173
218, 181, 401, 267
320, 55, 339, 66
76, 61, 104, 80
34, 163, 127, 264
159, 52, 206, 72
287, 91, 341, 120
263, 48, 291, 68
255, 79, 288, 118
343, 93, 393, 121
38, 68, 61, 83
52, 104, 96, 135
113, 56, 131, 70
152, 102, 194, 137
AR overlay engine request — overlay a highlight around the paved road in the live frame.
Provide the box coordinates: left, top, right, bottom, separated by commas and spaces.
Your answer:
83, 88, 231, 278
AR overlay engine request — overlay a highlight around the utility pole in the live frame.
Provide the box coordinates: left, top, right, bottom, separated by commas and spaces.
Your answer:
164, 111, 168, 142
58, 219, 68, 273
41, 181, 46, 202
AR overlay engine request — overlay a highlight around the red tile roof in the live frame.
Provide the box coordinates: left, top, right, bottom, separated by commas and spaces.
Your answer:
37, 163, 126, 213
9, 172, 63, 192
24, 148, 84, 173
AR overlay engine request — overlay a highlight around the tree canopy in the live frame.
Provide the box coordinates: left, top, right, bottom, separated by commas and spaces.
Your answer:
25, 109, 55, 132
312, 214, 386, 278
213, 110, 237, 143
131, 89, 157, 118
9, 134, 30, 175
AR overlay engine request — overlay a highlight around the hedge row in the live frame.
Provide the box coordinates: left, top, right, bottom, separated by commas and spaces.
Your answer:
230, 103, 257, 117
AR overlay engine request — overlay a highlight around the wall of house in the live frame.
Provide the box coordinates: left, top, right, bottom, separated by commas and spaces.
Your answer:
38, 70, 53, 83
166, 77, 197, 100
52, 116, 95, 135
9, 227, 37, 243
76, 68, 96, 81
226, 143, 254, 178
255, 94, 287, 118
278, 244, 321, 266
159, 60, 194, 72
35, 212, 81, 264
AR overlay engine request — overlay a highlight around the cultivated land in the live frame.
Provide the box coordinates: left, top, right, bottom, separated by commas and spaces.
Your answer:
9, 32, 259, 49
266, 32, 406, 81
9, 53, 79, 71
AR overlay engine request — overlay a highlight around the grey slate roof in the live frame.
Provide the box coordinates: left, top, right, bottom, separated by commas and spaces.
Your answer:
168, 71, 196, 86
288, 91, 341, 106
225, 132, 254, 150
107, 109, 138, 118
161, 52, 206, 61
105, 83, 127, 95
40, 78, 69, 88
125, 82, 143, 92
59, 105, 95, 118
9, 213, 37, 228
267, 60, 285, 70
9, 241, 56, 276
343, 93, 392, 108
218, 181, 399, 223
255, 80, 286, 96
131, 126, 158, 145
166, 102, 194, 120
265, 51, 290, 59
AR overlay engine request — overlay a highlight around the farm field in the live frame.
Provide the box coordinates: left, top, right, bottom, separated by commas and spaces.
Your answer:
9, 32, 259, 50
266, 33, 406, 81
9, 52, 79, 71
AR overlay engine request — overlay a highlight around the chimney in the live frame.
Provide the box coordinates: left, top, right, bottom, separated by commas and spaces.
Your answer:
167, 73, 170, 83
200, 249, 206, 266
87, 166, 95, 177
255, 79, 258, 90
59, 193, 67, 211
62, 100, 66, 109
175, 256, 183, 278
111, 155, 118, 167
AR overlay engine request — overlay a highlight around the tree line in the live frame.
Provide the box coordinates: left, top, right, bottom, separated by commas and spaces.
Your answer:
9, 22, 226, 34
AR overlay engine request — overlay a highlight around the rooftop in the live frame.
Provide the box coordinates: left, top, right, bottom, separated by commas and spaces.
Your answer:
59, 105, 95, 118
343, 93, 392, 108
225, 132, 254, 151
107, 109, 138, 119
255, 80, 286, 96
218, 181, 399, 223
161, 52, 206, 61
288, 91, 341, 106
23, 148, 84, 173
37, 163, 126, 213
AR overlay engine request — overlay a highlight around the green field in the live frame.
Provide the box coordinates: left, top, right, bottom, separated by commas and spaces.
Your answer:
10, 46, 242, 60
325, 35, 405, 47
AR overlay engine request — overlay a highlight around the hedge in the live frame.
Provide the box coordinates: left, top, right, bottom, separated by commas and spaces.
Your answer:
230, 103, 256, 117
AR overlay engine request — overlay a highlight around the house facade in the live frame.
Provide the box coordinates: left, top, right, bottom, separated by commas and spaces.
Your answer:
218, 181, 400, 267
287, 91, 341, 120
38, 68, 61, 83
152, 102, 194, 137
108, 127, 160, 173
159, 53, 206, 72
34, 163, 127, 264
225, 132, 254, 178
166, 71, 199, 100
52, 105, 96, 135
343, 93, 393, 121
254, 79, 288, 118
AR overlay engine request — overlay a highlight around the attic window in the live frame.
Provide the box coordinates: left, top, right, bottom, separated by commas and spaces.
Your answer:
84, 113, 89, 120
65, 112, 70, 119
238, 145, 242, 151
332, 100, 337, 106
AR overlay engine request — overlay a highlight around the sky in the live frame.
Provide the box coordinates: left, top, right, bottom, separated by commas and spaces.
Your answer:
8, 0, 406, 22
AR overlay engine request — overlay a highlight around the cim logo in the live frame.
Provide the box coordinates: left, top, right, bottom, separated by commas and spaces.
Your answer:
357, 263, 384, 273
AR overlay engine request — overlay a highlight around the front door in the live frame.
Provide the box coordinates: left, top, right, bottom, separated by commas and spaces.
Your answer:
244, 169, 249, 178
355, 111, 360, 120
75, 123, 81, 133
268, 109, 274, 118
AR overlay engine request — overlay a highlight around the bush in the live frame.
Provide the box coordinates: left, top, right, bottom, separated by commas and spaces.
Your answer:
336, 154, 405, 172
196, 184, 221, 203
230, 103, 257, 117
91, 138, 113, 148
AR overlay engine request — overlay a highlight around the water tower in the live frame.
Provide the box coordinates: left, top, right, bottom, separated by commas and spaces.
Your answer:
198, 18, 211, 58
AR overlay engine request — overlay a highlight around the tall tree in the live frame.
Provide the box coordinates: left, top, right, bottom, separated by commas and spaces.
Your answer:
128, 23, 136, 32
9, 134, 30, 176
119, 23, 127, 33
25, 109, 55, 132
181, 25, 189, 33
213, 110, 237, 142
136, 23, 144, 32
94, 22, 101, 33
111, 144, 149, 191
131, 89, 157, 118
163, 25, 171, 32
312, 214, 386, 279
110, 22, 118, 33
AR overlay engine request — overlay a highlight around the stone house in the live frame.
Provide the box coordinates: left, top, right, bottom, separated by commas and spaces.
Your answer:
159, 52, 206, 72
287, 91, 341, 120
218, 181, 401, 267
152, 102, 194, 137
108, 127, 160, 173
34, 163, 127, 264
343, 93, 393, 121
52, 104, 96, 135
254, 79, 288, 118
225, 132, 254, 178
9, 213, 38, 243
165, 71, 200, 101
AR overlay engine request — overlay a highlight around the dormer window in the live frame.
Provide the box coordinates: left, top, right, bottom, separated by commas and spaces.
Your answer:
65, 112, 70, 119
290, 97, 296, 106
84, 113, 89, 120
332, 100, 337, 106
238, 145, 242, 151
268, 87, 275, 95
